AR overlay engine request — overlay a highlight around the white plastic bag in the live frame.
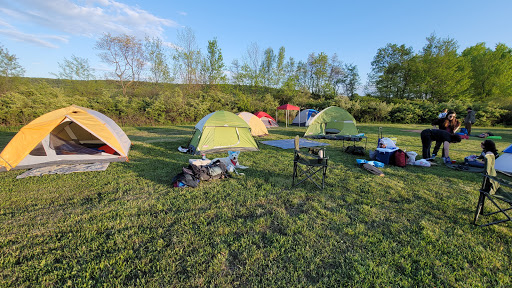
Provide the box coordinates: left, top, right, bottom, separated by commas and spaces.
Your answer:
378, 137, 397, 148
406, 151, 418, 165
414, 159, 431, 167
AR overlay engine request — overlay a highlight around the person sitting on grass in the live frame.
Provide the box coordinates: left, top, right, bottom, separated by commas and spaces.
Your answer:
465, 140, 499, 167
420, 129, 462, 164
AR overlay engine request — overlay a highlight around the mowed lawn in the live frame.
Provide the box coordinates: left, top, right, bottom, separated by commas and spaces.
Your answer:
1, 123, 511, 287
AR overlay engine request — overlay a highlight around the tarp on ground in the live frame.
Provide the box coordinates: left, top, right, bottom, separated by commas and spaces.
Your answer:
261, 138, 329, 150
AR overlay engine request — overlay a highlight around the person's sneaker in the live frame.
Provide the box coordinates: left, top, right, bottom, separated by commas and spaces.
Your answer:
431, 154, 436, 159
444, 157, 452, 164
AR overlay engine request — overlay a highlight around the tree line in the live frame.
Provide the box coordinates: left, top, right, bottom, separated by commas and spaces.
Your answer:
368, 33, 512, 103
0, 31, 511, 127
2, 31, 512, 103
0, 28, 361, 99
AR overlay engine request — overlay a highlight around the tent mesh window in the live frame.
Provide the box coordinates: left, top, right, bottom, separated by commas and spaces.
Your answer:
49, 133, 102, 155
29, 142, 47, 156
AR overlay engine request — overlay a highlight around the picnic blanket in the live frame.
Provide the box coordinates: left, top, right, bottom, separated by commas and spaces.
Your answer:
16, 163, 110, 179
261, 138, 329, 150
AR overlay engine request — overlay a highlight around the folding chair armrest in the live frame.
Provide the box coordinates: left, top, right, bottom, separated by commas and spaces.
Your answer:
486, 175, 512, 189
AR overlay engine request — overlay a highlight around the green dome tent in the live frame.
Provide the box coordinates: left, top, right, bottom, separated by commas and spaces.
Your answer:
304, 106, 358, 137
189, 111, 259, 154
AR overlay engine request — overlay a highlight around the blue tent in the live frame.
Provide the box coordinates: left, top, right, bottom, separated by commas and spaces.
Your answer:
292, 109, 319, 126
495, 143, 512, 174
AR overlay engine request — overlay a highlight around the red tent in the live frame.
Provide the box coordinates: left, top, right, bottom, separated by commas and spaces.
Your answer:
254, 111, 276, 121
276, 104, 300, 127
254, 111, 278, 128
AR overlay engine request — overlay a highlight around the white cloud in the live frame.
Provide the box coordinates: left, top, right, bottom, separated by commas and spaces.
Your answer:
0, 0, 178, 47
0, 18, 14, 29
163, 41, 179, 50
178, 11, 187, 16
0, 28, 68, 48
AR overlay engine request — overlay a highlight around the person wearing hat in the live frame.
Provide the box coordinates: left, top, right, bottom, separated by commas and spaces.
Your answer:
464, 107, 476, 136
420, 129, 462, 164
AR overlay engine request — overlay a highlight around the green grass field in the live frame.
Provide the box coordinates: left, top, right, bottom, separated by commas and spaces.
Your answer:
1, 123, 511, 287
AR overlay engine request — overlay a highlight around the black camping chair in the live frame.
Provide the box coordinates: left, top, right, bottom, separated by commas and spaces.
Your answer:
473, 154, 512, 227
292, 136, 328, 189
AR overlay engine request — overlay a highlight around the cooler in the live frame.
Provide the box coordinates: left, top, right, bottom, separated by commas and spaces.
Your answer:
375, 148, 399, 164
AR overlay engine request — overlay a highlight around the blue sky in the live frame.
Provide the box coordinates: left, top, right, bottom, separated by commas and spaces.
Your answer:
1, 0, 511, 89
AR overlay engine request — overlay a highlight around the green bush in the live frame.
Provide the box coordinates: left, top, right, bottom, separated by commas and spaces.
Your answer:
388, 103, 422, 123
0, 79, 510, 127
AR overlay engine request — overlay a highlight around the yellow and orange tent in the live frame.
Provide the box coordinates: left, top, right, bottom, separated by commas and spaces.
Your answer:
237, 112, 269, 137
0, 105, 131, 171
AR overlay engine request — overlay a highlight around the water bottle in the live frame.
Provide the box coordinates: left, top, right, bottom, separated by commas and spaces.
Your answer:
201, 154, 206, 160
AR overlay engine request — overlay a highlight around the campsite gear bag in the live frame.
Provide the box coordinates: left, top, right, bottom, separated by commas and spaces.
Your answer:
190, 160, 229, 181
390, 149, 408, 167
362, 163, 384, 176
172, 167, 199, 188
345, 145, 365, 156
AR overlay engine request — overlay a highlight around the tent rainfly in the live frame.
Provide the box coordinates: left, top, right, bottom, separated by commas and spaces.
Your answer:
292, 109, 319, 127
0, 105, 131, 171
254, 111, 279, 128
276, 104, 300, 127
304, 106, 359, 137
495, 144, 512, 174
189, 111, 259, 154
237, 112, 269, 136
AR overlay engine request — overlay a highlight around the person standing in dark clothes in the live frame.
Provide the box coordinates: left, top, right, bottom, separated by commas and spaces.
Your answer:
421, 129, 462, 163
464, 107, 476, 136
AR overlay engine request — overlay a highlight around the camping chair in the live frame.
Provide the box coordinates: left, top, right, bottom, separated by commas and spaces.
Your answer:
473, 154, 512, 227
292, 136, 328, 189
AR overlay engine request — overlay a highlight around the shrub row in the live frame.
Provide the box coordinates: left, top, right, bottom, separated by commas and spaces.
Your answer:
0, 79, 509, 127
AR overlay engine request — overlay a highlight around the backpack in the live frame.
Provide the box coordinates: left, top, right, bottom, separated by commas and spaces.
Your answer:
345, 145, 366, 156
172, 167, 199, 188
190, 160, 229, 181
390, 149, 408, 167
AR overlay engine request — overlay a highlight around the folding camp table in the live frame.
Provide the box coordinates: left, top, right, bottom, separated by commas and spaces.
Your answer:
341, 135, 368, 150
